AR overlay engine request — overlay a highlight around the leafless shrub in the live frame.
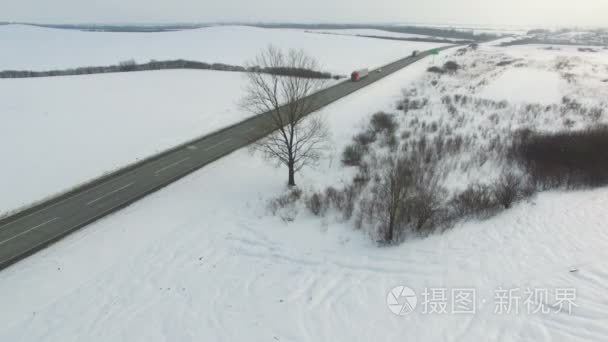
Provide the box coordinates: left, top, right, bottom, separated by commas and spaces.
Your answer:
589, 107, 603, 122
354, 131, 376, 147
445, 135, 464, 154
306, 192, 324, 216
341, 185, 358, 220
370, 112, 398, 135
407, 177, 445, 233
268, 188, 303, 221
383, 133, 399, 150
578, 47, 598, 52
307, 185, 360, 220
342, 144, 365, 166
563, 118, 576, 128
456, 47, 468, 56
441, 95, 452, 105
427, 66, 445, 74
353, 162, 371, 185
493, 171, 524, 209
447, 104, 458, 116
443, 61, 461, 73
450, 184, 498, 219
371, 157, 413, 243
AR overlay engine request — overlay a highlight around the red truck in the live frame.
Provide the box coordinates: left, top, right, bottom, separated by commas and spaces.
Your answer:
350, 68, 369, 82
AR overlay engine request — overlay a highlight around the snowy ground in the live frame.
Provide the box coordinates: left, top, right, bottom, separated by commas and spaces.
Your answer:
0, 24, 446, 75
0, 24, 444, 215
1, 43, 608, 341
371, 41, 608, 195
0, 69, 251, 215
441, 42, 608, 109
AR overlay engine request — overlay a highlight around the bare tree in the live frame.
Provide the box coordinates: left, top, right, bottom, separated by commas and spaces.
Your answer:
374, 157, 413, 243
408, 177, 444, 232
241, 46, 328, 186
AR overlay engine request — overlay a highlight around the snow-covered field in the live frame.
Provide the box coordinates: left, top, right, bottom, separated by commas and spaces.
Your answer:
458, 43, 608, 108
369, 41, 608, 196
1, 41, 608, 341
0, 24, 445, 75
0, 24, 444, 215
479, 68, 561, 104
0, 69, 250, 215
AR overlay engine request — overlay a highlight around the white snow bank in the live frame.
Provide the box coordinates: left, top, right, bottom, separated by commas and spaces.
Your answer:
0, 69, 251, 214
0, 24, 447, 75
479, 68, 562, 104
0, 56, 607, 341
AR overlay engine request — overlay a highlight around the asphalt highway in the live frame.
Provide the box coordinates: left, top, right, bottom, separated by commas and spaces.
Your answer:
0, 46, 455, 270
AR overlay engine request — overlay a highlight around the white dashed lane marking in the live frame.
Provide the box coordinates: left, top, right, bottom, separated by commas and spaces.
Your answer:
0, 217, 60, 246
86, 182, 135, 206
204, 138, 231, 151
154, 157, 190, 176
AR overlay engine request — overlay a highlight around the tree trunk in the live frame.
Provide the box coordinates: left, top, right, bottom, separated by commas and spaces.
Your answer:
288, 162, 296, 187
385, 224, 393, 243
385, 214, 394, 243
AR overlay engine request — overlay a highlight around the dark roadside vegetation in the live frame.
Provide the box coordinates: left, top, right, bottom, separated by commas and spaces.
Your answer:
0, 59, 340, 79
515, 127, 608, 190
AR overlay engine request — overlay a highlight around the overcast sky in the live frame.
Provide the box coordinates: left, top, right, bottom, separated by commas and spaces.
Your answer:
2, 0, 607, 27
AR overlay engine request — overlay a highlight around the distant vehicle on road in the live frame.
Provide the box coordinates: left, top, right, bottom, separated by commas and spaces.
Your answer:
411, 50, 419, 57
351, 68, 369, 82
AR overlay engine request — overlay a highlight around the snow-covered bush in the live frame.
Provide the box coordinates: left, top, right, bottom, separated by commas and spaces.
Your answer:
450, 184, 499, 219
341, 144, 364, 166
443, 61, 460, 73
493, 171, 528, 209
305, 192, 324, 216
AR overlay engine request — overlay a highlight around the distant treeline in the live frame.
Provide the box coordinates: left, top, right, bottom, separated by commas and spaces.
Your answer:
254, 23, 499, 41
22, 23, 209, 33
313, 32, 473, 44
0, 59, 338, 79
358, 34, 473, 44
500, 37, 608, 47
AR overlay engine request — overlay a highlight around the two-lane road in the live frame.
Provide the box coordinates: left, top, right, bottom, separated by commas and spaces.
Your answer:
0, 46, 455, 270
